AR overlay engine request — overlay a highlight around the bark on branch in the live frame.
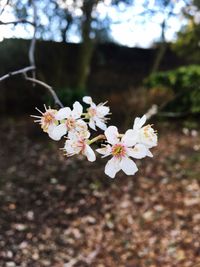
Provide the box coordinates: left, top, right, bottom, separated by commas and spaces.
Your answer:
0, 66, 35, 82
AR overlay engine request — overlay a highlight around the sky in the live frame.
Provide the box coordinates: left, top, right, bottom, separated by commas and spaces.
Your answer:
0, 0, 187, 48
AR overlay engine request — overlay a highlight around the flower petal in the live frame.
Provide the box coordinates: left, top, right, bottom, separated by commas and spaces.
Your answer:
127, 144, 148, 159
146, 149, 153, 157
105, 126, 119, 145
139, 125, 158, 148
120, 157, 138, 175
95, 119, 107, 130
84, 144, 96, 162
133, 115, 146, 130
105, 157, 121, 178
64, 139, 80, 156
122, 129, 138, 147
89, 119, 96, 130
55, 107, 71, 120
97, 105, 110, 116
75, 119, 88, 132
83, 96, 93, 105
96, 145, 112, 157
68, 130, 79, 140
48, 123, 67, 141
72, 101, 83, 118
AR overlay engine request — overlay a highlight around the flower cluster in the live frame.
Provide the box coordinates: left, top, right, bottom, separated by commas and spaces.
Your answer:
32, 97, 157, 178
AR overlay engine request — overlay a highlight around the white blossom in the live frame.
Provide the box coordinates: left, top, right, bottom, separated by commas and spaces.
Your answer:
96, 126, 149, 178
48, 101, 88, 141
83, 96, 110, 131
31, 105, 58, 139
125, 115, 157, 149
32, 98, 158, 179
63, 132, 96, 162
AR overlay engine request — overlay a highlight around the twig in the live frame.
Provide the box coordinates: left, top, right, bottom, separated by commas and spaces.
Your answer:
28, 0, 37, 80
157, 111, 191, 118
0, 0, 63, 108
24, 74, 64, 108
0, 66, 35, 82
0, 0, 36, 81
0, 19, 35, 26
0, 0, 9, 16
0, 66, 64, 107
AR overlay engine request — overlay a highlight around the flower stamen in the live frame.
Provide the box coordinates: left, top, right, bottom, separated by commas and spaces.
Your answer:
112, 144, 126, 158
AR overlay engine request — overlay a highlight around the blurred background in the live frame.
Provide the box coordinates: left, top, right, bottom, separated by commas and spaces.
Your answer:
0, 0, 200, 266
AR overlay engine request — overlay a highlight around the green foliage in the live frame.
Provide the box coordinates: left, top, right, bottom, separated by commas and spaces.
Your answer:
172, 1, 200, 63
145, 65, 200, 114
173, 22, 200, 63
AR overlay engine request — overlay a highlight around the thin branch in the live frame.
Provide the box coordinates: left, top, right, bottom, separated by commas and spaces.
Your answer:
0, 66, 35, 82
0, 0, 63, 109
157, 111, 191, 118
0, 19, 35, 26
0, 0, 37, 81
24, 74, 64, 108
0, 66, 64, 108
0, 0, 9, 16
28, 0, 37, 80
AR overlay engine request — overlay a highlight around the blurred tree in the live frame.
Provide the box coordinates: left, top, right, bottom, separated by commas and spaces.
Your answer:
5, 0, 190, 89
173, 0, 200, 62
151, 0, 176, 73
141, 0, 188, 73
10, 0, 133, 91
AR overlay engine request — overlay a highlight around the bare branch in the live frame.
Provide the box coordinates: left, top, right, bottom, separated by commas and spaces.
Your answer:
0, 0, 9, 16
24, 74, 64, 108
29, 1, 37, 67
0, 66, 35, 82
0, 19, 35, 26
157, 111, 190, 118
0, 0, 63, 109
29, 0, 37, 80
0, 1, 37, 82
0, 66, 64, 108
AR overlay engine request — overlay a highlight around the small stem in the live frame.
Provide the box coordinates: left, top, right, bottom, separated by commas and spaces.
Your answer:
88, 133, 124, 145
88, 134, 106, 145
81, 113, 88, 118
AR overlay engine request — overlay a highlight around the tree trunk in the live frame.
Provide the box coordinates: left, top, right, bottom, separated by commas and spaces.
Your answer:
74, 0, 96, 90
75, 38, 95, 90
151, 42, 167, 73
61, 14, 73, 43
151, 19, 167, 73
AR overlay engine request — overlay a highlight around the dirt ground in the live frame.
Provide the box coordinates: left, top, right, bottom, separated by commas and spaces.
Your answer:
0, 117, 200, 267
